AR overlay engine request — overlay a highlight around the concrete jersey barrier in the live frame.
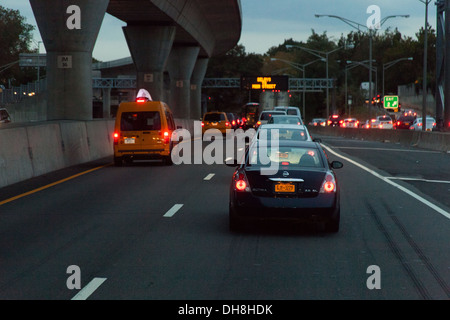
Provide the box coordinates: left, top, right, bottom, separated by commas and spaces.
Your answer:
0, 120, 114, 189
308, 126, 450, 153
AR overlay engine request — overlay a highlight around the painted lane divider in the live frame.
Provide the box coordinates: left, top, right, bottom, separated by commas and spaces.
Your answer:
164, 204, 184, 218
204, 174, 215, 181
71, 278, 107, 300
321, 143, 450, 220
0, 164, 111, 207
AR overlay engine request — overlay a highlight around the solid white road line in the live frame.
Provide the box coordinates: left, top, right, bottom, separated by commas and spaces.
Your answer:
321, 144, 450, 220
336, 146, 441, 153
71, 278, 107, 300
204, 174, 215, 181
164, 204, 184, 218
387, 177, 450, 184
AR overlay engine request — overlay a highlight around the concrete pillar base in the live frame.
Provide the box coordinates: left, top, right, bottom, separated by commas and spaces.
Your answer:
167, 46, 200, 119
190, 58, 209, 121
123, 25, 176, 102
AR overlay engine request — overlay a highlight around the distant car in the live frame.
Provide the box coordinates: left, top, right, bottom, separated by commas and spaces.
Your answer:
268, 115, 303, 125
410, 117, 436, 131
202, 111, 231, 135
361, 120, 371, 129
341, 118, 359, 128
255, 123, 313, 142
274, 106, 302, 118
0, 108, 11, 124
256, 110, 286, 128
396, 114, 417, 130
227, 139, 344, 232
403, 109, 418, 117
327, 114, 343, 127
309, 118, 327, 127
374, 115, 394, 129
227, 113, 240, 130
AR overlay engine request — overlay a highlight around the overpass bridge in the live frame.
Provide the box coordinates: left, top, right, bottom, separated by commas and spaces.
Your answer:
28, 0, 242, 121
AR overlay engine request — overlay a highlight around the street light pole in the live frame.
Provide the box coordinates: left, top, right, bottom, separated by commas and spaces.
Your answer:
270, 57, 324, 118
286, 44, 348, 119
382, 57, 414, 98
315, 13, 409, 119
420, 0, 432, 131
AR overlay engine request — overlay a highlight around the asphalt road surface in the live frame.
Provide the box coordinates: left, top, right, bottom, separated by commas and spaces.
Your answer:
1, 134, 449, 301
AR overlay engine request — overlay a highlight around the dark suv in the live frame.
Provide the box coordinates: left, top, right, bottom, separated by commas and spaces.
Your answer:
396, 114, 416, 130
327, 114, 342, 127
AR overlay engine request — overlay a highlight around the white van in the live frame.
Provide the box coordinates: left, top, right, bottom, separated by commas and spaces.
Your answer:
274, 106, 303, 123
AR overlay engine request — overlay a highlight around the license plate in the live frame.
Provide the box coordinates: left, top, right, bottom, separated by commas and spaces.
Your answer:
275, 183, 296, 193
124, 138, 136, 144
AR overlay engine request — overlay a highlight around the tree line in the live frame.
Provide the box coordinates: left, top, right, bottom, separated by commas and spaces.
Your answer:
205, 26, 436, 119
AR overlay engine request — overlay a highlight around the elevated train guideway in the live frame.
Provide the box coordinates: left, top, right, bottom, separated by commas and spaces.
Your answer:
30, 0, 242, 121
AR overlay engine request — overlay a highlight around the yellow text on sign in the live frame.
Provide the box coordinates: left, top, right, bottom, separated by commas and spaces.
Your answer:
252, 77, 277, 90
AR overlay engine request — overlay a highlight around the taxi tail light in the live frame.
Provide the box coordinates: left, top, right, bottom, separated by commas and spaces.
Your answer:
320, 173, 336, 193
162, 131, 170, 144
226, 122, 231, 127
113, 132, 119, 145
201, 122, 205, 127
234, 171, 251, 192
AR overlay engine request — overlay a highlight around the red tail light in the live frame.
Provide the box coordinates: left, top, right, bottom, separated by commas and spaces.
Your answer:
232, 120, 236, 126
162, 131, 170, 144
136, 98, 147, 103
226, 122, 230, 127
201, 122, 205, 127
113, 132, 119, 145
320, 173, 336, 193
234, 171, 250, 192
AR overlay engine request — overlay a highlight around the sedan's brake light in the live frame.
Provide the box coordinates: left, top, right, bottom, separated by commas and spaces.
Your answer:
234, 171, 251, 192
320, 173, 337, 193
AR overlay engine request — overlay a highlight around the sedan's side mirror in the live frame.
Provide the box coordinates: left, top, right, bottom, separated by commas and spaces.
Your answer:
330, 161, 343, 169
313, 138, 322, 143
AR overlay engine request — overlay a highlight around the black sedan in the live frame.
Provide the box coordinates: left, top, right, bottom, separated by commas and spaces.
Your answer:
227, 140, 343, 232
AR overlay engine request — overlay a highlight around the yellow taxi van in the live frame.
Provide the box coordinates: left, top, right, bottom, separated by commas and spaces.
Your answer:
201, 111, 231, 135
113, 89, 178, 166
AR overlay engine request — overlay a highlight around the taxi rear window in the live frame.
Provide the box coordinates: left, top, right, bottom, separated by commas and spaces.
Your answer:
204, 113, 225, 122
121, 112, 161, 131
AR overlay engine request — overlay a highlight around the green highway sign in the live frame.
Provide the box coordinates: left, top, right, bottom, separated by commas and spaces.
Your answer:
384, 95, 399, 110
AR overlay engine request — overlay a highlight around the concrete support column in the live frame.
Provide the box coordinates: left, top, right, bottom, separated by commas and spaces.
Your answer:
167, 46, 200, 119
30, 0, 109, 120
190, 58, 209, 120
102, 87, 111, 118
123, 25, 176, 102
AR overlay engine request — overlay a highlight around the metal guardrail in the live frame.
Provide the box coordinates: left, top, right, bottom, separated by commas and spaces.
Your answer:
92, 78, 136, 89
0, 79, 47, 104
